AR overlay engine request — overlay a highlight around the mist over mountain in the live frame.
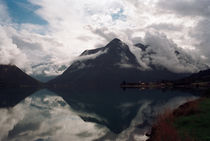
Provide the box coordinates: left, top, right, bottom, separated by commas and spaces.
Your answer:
48, 38, 207, 89
130, 32, 209, 73
1, 1, 210, 141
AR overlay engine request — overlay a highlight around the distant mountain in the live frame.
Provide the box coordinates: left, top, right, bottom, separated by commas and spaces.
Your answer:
187, 69, 210, 81
134, 43, 149, 51
31, 63, 67, 82
48, 38, 191, 89
31, 74, 56, 83
0, 65, 41, 88
175, 69, 210, 85
134, 42, 208, 73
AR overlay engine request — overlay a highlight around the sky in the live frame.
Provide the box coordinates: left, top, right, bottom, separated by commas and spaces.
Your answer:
0, 0, 210, 78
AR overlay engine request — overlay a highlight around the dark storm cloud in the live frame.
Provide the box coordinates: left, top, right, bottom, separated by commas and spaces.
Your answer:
142, 31, 208, 73
158, 0, 210, 17
190, 19, 210, 59
88, 26, 118, 42
147, 23, 183, 31
157, 0, 210, 65
12, 36, 43, 50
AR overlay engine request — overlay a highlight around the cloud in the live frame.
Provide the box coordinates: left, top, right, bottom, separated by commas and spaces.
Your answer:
0, 1, 11, 24
0, 105, 25, 141
0, 25, 74, 75
0, 0, 210, 78
0, 26, 30, 71
156, 0, 210, 65
130, 31, 208, 73
189, 19, 210, 64
0, 2, 30, 70
147, 23, 183, 31
0, 90, 108, 141
88, 26, 118, 42
157, 0, 210, 18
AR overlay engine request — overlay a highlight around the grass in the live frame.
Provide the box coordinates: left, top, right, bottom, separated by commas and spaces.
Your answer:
174, 98, 210, 141
149, 110, 182, 141
148, 98, 210, 141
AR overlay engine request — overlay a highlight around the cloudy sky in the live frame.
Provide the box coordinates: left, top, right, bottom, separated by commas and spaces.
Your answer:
0, 0, 210, 77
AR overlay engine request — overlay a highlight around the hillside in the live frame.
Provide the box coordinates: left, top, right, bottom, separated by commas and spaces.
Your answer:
0, 65, 41, 88
48, 38, 190, 89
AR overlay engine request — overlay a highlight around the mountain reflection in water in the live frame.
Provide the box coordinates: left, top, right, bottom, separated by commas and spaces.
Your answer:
0, 88, 199, 141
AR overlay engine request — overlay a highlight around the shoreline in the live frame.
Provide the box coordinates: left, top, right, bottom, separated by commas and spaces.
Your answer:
120, 81, 210, 90
146, 96, 210, 141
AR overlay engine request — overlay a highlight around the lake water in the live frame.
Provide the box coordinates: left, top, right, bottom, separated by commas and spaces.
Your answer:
0, 88, 199, 141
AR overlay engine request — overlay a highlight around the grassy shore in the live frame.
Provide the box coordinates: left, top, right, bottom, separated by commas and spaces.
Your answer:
174, 98, 210, 141
147, 97, 210, 141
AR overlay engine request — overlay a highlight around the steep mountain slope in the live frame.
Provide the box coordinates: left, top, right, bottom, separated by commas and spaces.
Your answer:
133, 43, 208, 73
187, 69, 210, 82
175, 69, 210, 85
48, 39, 190, 89
0, 65, 41, 88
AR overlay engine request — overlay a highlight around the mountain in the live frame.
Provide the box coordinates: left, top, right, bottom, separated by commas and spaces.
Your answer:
0, 65, 41, 88
174, 69, 210, 85
187, 69, 210, 82
134, 43, 208, 73
134, 43, 149, 51
31, 63, 67, 82
48, 38, 191, 89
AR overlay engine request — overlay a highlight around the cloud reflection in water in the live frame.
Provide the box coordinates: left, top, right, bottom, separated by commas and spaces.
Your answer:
0, 89, 198, 141
0, 90, 108, 141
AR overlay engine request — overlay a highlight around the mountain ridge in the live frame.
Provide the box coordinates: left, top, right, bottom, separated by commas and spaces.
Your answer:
0, 65, 42, 88
48, 38, 193, 89
1, 38, 209, 89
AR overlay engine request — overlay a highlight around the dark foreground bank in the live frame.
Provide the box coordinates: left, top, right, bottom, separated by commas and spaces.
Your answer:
147, 97, 210, 141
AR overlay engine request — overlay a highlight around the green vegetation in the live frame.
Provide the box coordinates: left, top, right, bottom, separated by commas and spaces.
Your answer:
148, 98, 210, 141
174, 98, 210, 141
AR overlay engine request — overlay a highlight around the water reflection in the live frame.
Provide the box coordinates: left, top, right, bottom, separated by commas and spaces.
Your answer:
0, 89, 108, 141
0, 88, 199, 141
0, 88, 38, 108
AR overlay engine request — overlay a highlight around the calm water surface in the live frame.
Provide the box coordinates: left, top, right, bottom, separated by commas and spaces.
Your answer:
0, 88, 199, 141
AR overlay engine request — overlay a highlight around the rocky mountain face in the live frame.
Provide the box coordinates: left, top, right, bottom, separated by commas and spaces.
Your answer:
177, 69, 210, 84
188, 69, 210, 81
1, 38, 208, 89
133, 42, 208, 73
0, 65, 41, 88
48, 38, 195, 89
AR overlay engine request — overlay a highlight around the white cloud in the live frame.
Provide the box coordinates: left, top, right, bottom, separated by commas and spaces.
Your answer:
0, 91, 108, 141
0, 105, 25, 141
0, 26, 30, 71
0, 1, 11, 24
